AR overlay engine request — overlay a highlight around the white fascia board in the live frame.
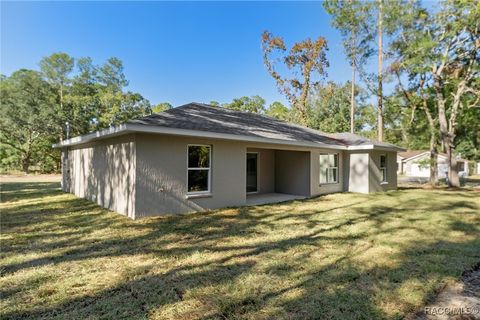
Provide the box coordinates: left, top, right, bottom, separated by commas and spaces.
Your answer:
346, 144, 406, 152
346, 144, 375, 150
52, 124, 129, 148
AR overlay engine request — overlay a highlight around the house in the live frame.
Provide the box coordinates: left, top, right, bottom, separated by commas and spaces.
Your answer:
54, 103, 404, 219
397, 150, 469, 178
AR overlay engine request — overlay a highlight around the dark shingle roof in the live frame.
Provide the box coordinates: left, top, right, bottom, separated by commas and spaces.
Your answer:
54, 102, 405, 150
128, 103, 346, 146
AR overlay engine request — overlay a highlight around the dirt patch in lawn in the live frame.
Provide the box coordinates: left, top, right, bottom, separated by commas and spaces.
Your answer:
412, 263, 480, 320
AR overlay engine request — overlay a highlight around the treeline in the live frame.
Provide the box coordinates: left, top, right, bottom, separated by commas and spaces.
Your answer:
211, 83, 378, 136
0, 53, 153, 173
259, 0, 479, 187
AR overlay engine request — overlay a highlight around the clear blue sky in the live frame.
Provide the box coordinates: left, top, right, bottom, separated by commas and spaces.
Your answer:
1, 1, 354, 107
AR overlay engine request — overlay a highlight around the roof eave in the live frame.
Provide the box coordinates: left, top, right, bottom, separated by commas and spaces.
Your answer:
52, 124, 129, 148
347, 144, 406, 152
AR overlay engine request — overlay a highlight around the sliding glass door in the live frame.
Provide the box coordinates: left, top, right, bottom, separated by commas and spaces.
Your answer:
246, 153, 258, 193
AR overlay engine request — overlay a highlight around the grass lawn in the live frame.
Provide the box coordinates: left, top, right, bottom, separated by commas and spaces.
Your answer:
1, 182, 479, 319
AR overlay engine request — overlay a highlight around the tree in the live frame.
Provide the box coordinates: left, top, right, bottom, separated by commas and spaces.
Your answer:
261, 31, 329, 124
455, 106, 480, 161
96, 57, 129, 92
325, 1, 410, 141
323, 0, 373, 133
265, 101, 291, 121
0, 70, 56, 173
39, 52, 74, 139
308, 81, 375, 134
97, 91, 151, 127
377, 0, 384, 142
393, 0, 480, 187
222, 95, 266, 113
152, 102, 173, 113
1, 54, 155, 173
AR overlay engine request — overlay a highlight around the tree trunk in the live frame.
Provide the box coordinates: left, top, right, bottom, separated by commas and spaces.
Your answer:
377, 0, 384, 142
59, 83, 65, 141
298, 69, 311, 125
21, 155, 30, 174
446, 142, 460, 187
435, 79, 460, 188
350, 61, 356, 133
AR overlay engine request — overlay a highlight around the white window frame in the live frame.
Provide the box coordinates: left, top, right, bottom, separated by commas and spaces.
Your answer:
319, 153, 339, 185
187, 144, 212, 195
380, 154, 388, 183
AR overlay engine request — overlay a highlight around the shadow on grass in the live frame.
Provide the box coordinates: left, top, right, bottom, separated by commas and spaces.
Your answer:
0, 182, 62, 202
1, 182, 479, 319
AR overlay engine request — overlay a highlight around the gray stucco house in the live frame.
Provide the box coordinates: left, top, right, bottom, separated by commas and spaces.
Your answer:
54, 103, 404, 219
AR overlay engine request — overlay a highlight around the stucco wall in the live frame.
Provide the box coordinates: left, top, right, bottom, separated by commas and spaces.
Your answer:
274, 150, 311, 196
64, 134, 136, 218
61, 131, 400, 218
369, 150, 397, 192
135, 134, 246, 217
246, 148, 275, 194
345, 152, 370, 193
310, 150, 345, 196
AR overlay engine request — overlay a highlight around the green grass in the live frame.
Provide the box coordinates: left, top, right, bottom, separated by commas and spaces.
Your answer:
1, 182, 479, 319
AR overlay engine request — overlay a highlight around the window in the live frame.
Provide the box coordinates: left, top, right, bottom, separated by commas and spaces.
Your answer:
380, 155, 387, 183
319, 154, 338, 184
187, 145, 211, 193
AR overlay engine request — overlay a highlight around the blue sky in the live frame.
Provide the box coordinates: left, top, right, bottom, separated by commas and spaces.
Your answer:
2, 1, 355, 107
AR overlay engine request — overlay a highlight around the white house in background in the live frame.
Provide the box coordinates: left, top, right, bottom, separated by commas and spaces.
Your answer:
397, 150, 470, 178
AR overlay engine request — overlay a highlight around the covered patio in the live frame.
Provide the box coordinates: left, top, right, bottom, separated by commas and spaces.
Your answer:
245, 147, 311, 205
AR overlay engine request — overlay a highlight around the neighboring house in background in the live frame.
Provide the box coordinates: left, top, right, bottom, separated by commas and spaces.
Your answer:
397, 150, 469, 178
54, 103, 404, 220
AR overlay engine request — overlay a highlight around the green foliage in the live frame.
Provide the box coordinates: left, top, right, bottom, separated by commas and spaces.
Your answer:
39, 52, 74, 89
261, 31, 329, 124
323, 0, 374, 68
265, 101, 291, 121
456, 107, 480, 161
96, 57, 129, 92
1, 54, 152, 173
222, 95, 266, 113
308, 82, 375, 134
152, 102, 173, 113
0, 70, 58, 173
390, 0, 479, 167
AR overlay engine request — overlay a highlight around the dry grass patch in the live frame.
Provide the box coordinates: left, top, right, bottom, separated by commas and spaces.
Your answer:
1, 182, 479, 319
